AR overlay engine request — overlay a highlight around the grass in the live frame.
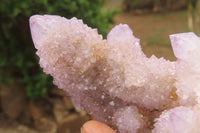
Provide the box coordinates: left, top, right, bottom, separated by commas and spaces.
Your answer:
179, 11, 188, 17
147, 27, 170, 46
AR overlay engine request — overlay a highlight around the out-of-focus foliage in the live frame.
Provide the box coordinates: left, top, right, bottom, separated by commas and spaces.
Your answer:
0, 0, 117, 99
189, 0, 198, 8
188, 0, 200, 34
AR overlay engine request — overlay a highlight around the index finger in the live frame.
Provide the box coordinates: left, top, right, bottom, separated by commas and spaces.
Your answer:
81, 120, 116, 133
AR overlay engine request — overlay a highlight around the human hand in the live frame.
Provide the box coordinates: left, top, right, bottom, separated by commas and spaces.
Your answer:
81, 120, 116, 133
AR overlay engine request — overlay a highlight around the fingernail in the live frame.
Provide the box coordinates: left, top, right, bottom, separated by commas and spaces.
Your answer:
82, 120, 116, 133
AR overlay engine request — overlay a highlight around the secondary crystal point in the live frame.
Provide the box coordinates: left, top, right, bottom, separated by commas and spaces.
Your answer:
170, 32, 200, 60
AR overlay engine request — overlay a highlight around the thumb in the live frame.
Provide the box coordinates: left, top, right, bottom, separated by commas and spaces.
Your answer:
81, 120, 116, 133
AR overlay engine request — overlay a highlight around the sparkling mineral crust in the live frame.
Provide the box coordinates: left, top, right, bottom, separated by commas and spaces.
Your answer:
29, 15, 200, 133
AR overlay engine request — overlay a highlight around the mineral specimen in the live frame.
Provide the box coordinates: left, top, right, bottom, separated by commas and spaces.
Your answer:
29, 15, 200, 133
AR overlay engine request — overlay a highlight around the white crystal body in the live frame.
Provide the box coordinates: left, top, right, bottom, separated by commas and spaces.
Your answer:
30, 15, 200, 133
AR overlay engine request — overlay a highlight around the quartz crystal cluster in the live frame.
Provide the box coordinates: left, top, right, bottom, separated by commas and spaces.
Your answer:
30, 15, 200, 133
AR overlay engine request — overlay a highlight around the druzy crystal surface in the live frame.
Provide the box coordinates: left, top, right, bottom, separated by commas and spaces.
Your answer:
30, 15, 200, 133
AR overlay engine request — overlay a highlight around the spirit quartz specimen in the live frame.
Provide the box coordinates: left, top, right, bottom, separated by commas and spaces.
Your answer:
29, 15, 200, 133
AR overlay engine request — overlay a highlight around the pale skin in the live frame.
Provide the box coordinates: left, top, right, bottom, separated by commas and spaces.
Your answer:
81, 120, 116, 133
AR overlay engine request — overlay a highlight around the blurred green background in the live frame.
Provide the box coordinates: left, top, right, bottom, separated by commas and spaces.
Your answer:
0, 0, 200, 133
0, 0, 118, 99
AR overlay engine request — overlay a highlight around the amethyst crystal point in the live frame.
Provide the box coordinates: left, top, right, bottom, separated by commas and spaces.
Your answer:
152, 106, 200, 133
30, 15, 200, 133
170, 32, 199, 60
106, 24, 175, 110
170, 32, 200, 106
